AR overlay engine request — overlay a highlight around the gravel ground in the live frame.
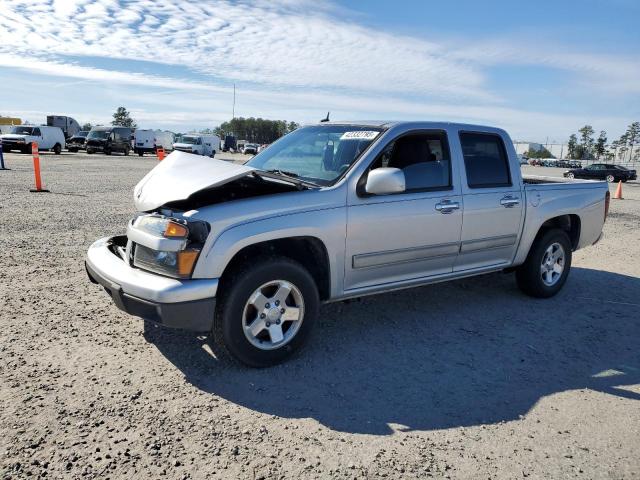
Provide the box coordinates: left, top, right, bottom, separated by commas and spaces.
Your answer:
1, 151, 639, 479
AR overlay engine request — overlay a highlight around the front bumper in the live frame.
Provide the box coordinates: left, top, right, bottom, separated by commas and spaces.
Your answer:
85, 236, 218, 332
1, 141, 26, 150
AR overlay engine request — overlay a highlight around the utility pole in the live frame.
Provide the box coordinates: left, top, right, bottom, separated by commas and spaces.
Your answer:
232, 83, 236, 120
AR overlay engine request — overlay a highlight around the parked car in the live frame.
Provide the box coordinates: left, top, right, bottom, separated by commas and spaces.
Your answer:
86, 121, 609, 367
86, 126, 133, 155
569, 161, 582, 168
173, 134, 220, 157
242, 143, 258, 155
66, 130, 89, 152
134, 129, 174, 156
563, 163, 637, 182
47, 115, 81, 139
0, 125, 65, 154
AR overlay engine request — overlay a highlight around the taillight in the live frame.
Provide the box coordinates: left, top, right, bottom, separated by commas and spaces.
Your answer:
604, 190, 610, 222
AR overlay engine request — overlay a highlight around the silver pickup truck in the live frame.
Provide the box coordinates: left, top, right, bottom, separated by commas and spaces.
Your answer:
86, 121, 609, 367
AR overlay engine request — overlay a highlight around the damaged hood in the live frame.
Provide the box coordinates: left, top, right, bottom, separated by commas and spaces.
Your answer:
133, 150, 256, 211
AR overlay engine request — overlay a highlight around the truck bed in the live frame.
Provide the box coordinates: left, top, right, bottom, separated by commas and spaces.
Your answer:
522, 174, 605, 187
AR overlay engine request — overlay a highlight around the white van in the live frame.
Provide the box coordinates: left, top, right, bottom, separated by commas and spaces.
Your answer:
134, 130, 175, 156
0, 125, 66, 154
173, 134, 220, 157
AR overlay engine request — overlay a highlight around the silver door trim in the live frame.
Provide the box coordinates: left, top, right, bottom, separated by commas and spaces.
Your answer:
460, 234, 518, 253
352, 242, 460, 269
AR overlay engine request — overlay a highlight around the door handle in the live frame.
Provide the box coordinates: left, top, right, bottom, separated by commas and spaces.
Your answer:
435, 200, 460, 214
500, 196, 520, 208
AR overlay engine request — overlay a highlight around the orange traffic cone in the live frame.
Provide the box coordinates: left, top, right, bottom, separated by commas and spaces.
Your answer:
157, 146, 165, 161
29, 142, 49, 193
613, 180, 623, 200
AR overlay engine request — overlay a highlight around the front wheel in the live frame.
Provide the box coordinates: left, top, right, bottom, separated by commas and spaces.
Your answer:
213, 257, 319, 367
124, 146, 130, 156
566, 172, 575, 179
516, 229, 572, 298
53, 143, 62, 155
606, 174, 614, 183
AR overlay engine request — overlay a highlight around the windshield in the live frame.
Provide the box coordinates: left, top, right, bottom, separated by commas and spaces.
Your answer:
181, 136, 200, 145
76, 131, 89, 138
247, 125, 383, 186
87, 130, 109, 140
10, 126, 34, 135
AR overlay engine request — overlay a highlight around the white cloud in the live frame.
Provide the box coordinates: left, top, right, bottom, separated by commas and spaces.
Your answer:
0, 0, 636, 140
0, 0, 492, 101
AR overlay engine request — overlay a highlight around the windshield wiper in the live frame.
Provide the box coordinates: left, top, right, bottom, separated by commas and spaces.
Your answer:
254, 169, 320, 189
266, 169, 301, 178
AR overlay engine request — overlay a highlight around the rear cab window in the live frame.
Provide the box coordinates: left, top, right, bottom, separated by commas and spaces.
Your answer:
459, 132, 511, 188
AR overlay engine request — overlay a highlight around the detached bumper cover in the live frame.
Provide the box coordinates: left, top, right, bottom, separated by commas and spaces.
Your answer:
85, 236, 218, 332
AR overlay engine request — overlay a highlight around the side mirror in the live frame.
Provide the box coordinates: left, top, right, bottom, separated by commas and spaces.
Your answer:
365, 167, 405, 195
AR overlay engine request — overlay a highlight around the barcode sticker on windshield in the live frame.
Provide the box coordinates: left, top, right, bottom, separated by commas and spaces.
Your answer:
340, 131, 380, 141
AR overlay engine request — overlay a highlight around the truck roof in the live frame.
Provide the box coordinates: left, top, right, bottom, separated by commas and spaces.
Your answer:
314, 120, 507, 134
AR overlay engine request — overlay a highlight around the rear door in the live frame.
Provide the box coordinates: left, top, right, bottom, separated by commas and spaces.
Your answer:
454, 131, 524, 271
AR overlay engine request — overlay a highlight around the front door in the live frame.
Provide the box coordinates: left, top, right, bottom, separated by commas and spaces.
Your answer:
454, 132, 524, 271
344, 130, 463, 291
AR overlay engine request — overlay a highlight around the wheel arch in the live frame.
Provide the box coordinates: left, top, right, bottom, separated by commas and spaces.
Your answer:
536, 214, 581, 251
217, 236, 331, 301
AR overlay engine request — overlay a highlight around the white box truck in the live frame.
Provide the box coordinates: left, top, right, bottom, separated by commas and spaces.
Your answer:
134, 130, 175, 156
173, 134, 220, 157
47, 115, 81, 139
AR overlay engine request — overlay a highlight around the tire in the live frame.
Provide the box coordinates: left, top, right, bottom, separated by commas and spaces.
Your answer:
516, 229, 572, 298
105, 148, 111, 156
138, 150, 144, 157
53, 143, 62, 155
606, 174, 614, 183
86, 149, 93, 154
124, 146, 130, 156
566, 172, 574, 179
213, 257, 319, 367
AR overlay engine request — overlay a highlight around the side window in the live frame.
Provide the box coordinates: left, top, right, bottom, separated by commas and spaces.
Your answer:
460, 132, 511, 188
368, 132, 452, 191
32, 128, 41, 136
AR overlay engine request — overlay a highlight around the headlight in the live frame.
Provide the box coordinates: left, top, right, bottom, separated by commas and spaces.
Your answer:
131, 215, 209, 279
133, 245, 200, 278
134, 215, 189, 238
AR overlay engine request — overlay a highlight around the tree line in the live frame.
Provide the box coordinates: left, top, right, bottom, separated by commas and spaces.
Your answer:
566, 121, 639, 162
213, 117, 299, 144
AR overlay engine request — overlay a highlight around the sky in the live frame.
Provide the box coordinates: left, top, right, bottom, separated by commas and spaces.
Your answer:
0, 0, 638, 142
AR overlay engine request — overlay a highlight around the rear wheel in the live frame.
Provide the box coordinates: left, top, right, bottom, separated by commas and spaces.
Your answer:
606, 174, 614, 183
53, 143, 62, 155
566, 172, 575, 179
124, 145, 130, 156
516, 229, 572, 298
213, 257, 319, 367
